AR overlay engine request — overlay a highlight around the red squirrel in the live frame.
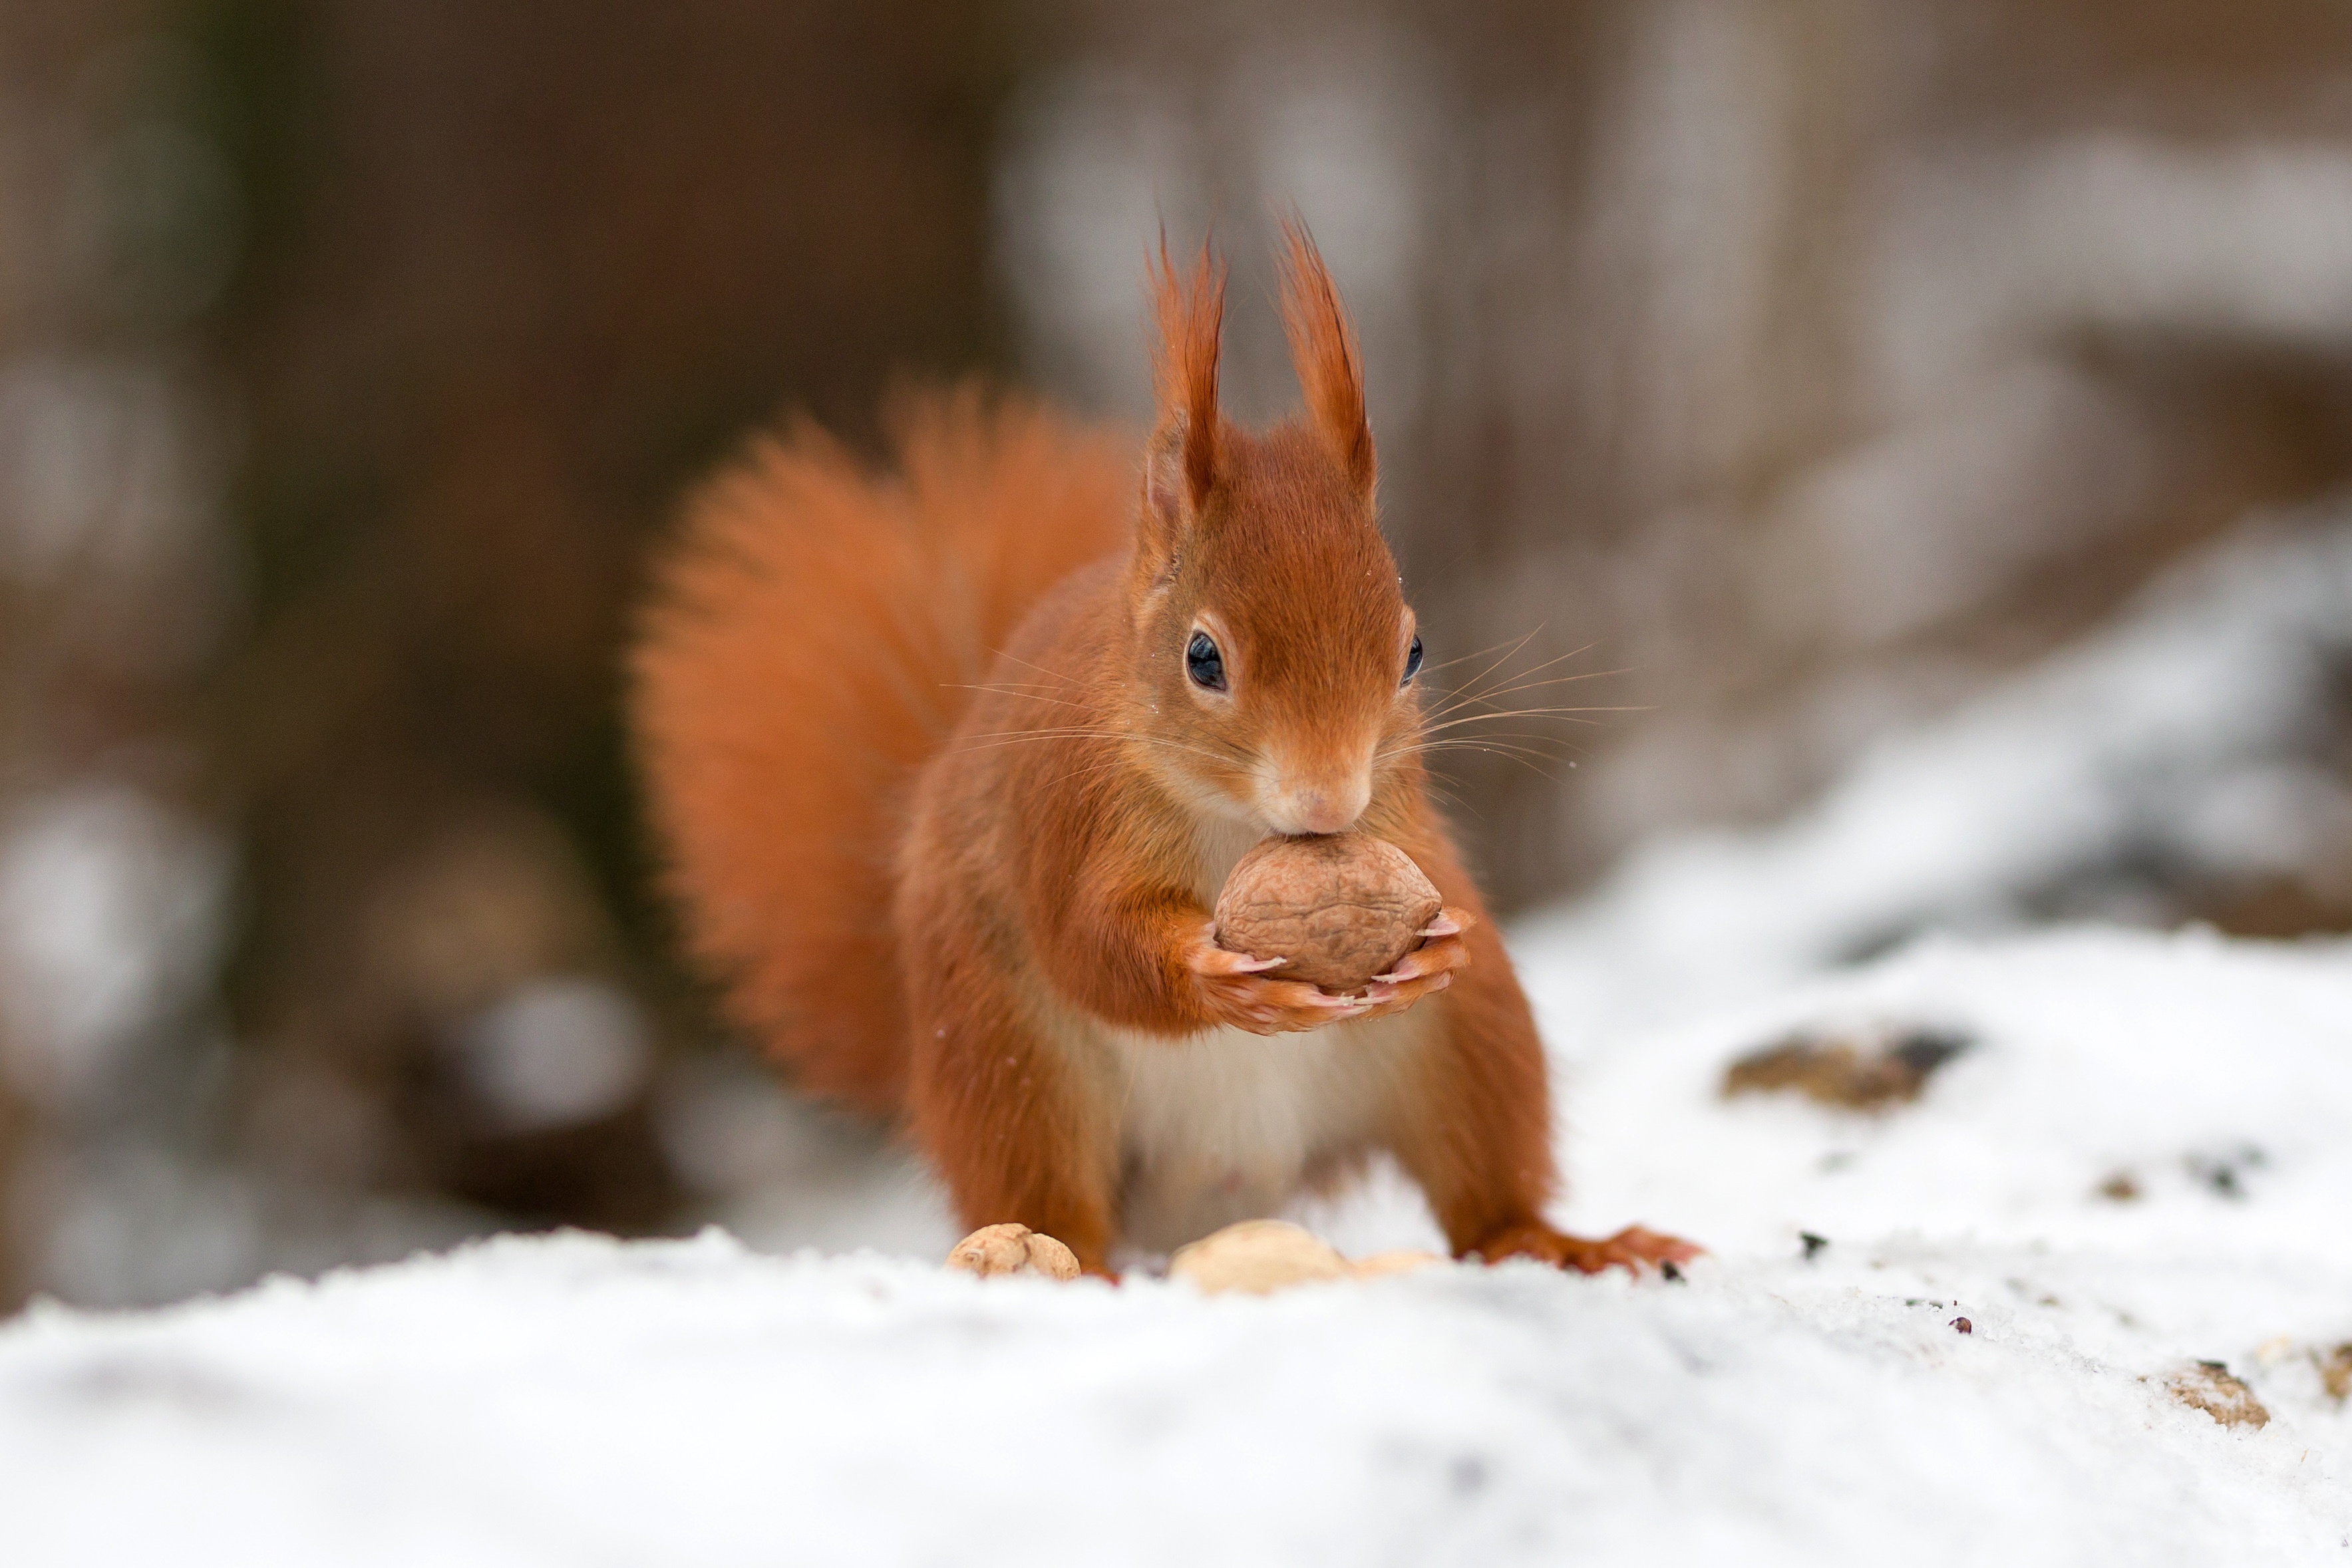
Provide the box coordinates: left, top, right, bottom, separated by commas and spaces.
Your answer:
633, 228, 1695, 1277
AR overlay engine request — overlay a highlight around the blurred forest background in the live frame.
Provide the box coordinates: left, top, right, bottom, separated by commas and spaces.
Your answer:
5, 0, 2352, 1309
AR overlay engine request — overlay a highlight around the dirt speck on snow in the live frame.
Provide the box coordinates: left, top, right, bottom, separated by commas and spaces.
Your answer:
2167, 1362, 2269, 1429
2320, 1343, 2352, 1403
1722, 1024, 1973, 1110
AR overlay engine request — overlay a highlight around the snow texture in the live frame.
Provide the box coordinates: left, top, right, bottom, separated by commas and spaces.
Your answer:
3, 930, 2348, 1566
10, 517, 2352, 1563
1517, 508, 2352, 1050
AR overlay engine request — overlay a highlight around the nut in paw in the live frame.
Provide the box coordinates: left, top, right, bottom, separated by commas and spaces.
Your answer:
1214, 833, 1442, 993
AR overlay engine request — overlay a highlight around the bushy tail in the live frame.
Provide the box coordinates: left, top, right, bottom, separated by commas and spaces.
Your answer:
632, 387, 1132, 1114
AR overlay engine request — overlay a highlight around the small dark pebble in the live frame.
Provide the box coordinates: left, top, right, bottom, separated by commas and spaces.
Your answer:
1660, 1260, 1684, 1283
1799, 1231, 1828, 1261
1951, 1317, 1973, 1334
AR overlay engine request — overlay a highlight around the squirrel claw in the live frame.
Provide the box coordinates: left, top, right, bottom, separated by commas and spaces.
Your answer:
1365, 971, 1451, 1003
1188, 922, 1387, 1033
1186, 928, 1287, 979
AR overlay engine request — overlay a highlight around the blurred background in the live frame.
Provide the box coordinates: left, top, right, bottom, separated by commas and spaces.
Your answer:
5, 0, 2352, 1309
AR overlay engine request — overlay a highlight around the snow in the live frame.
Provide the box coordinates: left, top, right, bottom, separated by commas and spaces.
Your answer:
5, 924, 2347, 1565
10, 517, 2352, 1563
1517, 508, 2352, 1045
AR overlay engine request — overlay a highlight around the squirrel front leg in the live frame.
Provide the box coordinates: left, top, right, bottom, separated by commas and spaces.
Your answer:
902, 916, 1121, 1272
1035, 873, 1368, 1037
1390, 929, 1700, 1276
1382, 836, 1701, 1277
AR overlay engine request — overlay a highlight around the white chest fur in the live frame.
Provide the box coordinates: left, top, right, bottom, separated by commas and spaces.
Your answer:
1103, 1009, 1427, 1254
1184, 812, 1265, 910
1069, 809, 1431, 1253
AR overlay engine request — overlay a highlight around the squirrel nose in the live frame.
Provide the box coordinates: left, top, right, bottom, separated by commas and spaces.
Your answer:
1267, 776, 1370, 836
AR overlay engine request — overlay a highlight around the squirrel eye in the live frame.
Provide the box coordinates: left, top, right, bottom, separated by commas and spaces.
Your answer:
1401, 633, 1424, 687
1186, 630, 1227, 692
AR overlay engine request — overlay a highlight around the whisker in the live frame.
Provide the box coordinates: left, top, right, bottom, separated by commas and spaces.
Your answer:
1424, 629, 1542, 716
1415, 744, 1562, 780
1427, 639, 1594, 699
1420, 780, 1472, 816
1425, 666, 1627, 716
1445, 641, 1597, 696
1407, 717, 1596, 746
1411, 705, 1647, 739
1417, 648, 1612, 724
950, 725, 1239, 769
973, 726, 1181, 746
1412, 627, 1549, 679
954, 730, 1218, 756
1383, 740, 1564, 770
944, 684, 1093, 712
1384, 734, 1572, 760
987, 649, 1083, 687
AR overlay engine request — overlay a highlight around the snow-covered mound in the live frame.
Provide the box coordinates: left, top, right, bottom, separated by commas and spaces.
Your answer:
6, 927, 2348, 1567
1518, 509, 2352, 1046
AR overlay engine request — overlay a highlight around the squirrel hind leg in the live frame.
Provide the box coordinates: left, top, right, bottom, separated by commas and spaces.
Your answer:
1468, 1221, 1703, 1277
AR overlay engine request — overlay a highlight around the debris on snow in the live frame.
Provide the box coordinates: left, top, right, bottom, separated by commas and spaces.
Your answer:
1721, 1022, 1973, 1109
2322, 1343, 2352, 1403
2168, 1361, 2271, 1429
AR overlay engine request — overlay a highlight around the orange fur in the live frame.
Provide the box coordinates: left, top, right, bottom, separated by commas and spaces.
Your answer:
1279, 218, 1373, 492
1150, 237, 1226, 518
633, 387, 1130, 1110
633, 235, 1695, 1275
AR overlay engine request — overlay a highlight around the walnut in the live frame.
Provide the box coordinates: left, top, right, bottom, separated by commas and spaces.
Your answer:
1349, 1249, 1446, 1280
944, 1222, 1081, 1281
1169, 1221, 1445, 1293
1168, 1219, 1350, 1294
1213, 833, 1442, 993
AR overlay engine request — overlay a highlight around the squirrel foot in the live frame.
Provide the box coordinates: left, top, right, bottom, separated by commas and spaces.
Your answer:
1471, 1221, 1702, 1277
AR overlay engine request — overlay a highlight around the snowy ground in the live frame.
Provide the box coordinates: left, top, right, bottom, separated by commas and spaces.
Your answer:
9, 518, 2352, 1564
3, 928, 2348, 1566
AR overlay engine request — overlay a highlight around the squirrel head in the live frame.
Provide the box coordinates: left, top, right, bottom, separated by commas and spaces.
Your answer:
1124, 226, 1422, 838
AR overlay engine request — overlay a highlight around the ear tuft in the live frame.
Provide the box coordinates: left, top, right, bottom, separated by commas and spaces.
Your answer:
1149, 235, 1226, 517
1279, 218, 1373, 493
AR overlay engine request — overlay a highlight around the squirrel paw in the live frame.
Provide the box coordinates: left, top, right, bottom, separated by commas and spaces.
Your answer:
1472, 1221, 1703, 1277
1184, 923, 1371, 1034
1353, 905, 1474, 1021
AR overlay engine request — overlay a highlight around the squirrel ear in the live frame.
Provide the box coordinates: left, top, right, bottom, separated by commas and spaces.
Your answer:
1144, 236, 1225, 548
1279, 218, 1373, 494
1142, 416, 1191, 546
